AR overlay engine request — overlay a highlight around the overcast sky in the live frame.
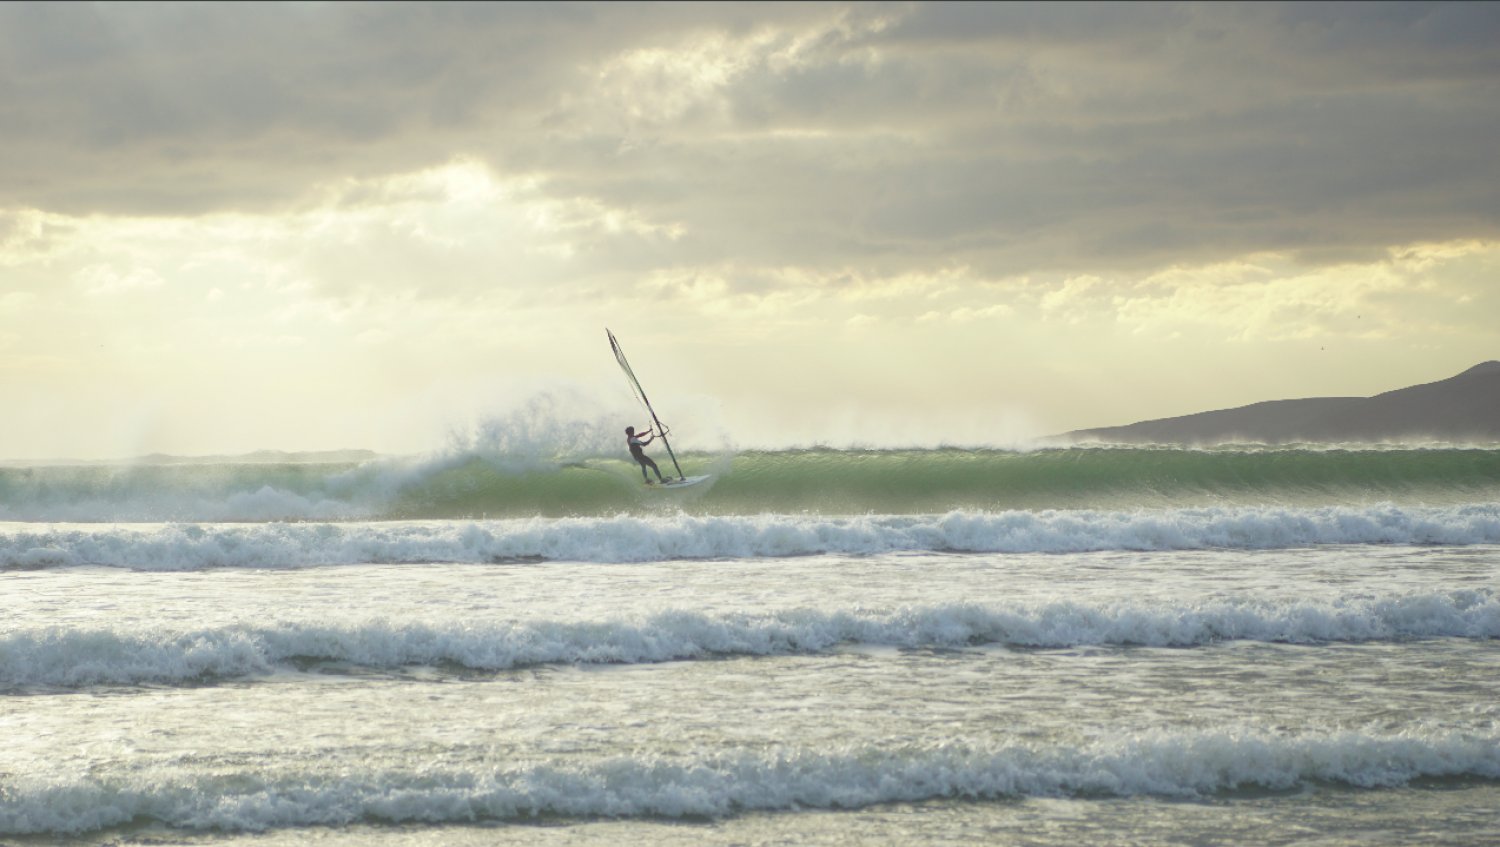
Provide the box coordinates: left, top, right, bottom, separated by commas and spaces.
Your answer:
2, 1, 1498, 458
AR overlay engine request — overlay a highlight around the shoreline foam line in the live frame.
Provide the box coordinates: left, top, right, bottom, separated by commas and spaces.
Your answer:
5, 728, 1499, 835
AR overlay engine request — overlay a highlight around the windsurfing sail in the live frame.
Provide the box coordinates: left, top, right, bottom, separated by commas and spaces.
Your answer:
607, 328, 685, 481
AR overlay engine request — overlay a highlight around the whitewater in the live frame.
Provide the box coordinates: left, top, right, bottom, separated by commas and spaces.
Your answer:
4, 445, 1499, 845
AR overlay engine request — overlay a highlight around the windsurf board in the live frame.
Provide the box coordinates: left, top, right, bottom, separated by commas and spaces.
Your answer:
653, 474, 712, 489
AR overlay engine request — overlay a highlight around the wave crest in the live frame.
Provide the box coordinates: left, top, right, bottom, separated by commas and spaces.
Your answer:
3, 504, 1498, 571
6, 728, 1498, 835
4, 446, 1500, 521
5, 590, 1495, 689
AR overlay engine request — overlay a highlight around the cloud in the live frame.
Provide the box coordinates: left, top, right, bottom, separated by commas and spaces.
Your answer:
924, 303, 1014, 324
0, 291, 35, 312
1, 3, 1495, 285
75, 263, 165, 295
1020, 241, 1500, 343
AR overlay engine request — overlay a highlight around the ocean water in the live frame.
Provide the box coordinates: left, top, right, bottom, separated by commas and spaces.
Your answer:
3, 445, 1499, 845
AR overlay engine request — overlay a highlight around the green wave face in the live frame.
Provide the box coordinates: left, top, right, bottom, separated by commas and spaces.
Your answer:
3, 447, 1498, 521
385, 447, 1500, 518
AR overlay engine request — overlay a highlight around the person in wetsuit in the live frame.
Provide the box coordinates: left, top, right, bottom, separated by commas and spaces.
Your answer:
625, 425, 667, 484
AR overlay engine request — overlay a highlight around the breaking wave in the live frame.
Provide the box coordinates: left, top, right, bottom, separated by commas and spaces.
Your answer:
4, 590, 1495, 689
6, 728, 1498, 835
2, 446, 1499, 521
3, 503, 1499, 570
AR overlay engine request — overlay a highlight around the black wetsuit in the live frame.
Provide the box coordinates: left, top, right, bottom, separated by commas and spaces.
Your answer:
629, 434, 665, 482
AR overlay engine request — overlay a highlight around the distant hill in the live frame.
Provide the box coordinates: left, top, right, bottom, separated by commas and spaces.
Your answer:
1061, 361, 1500, 444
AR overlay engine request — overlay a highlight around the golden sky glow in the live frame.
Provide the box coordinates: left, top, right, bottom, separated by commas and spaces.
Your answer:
1, 2, 1498, 459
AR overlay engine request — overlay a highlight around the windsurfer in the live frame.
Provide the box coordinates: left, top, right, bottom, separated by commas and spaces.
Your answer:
625, 425, 667, 484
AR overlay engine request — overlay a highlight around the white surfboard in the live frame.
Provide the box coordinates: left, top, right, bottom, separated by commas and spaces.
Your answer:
653, 474, 712, 489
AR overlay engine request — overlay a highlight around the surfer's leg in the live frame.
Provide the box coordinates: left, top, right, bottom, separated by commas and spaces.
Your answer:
636, 456, 650, 482
644, 456, 664, 481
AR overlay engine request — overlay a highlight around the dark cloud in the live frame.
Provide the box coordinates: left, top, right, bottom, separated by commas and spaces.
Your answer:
873, 1, 1192, 48
2, 1, 1497, 282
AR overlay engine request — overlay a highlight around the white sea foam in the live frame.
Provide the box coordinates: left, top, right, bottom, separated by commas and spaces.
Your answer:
3, 504, 1499, 570
4, 591, 1495, 688
4, 728, 1497, 835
